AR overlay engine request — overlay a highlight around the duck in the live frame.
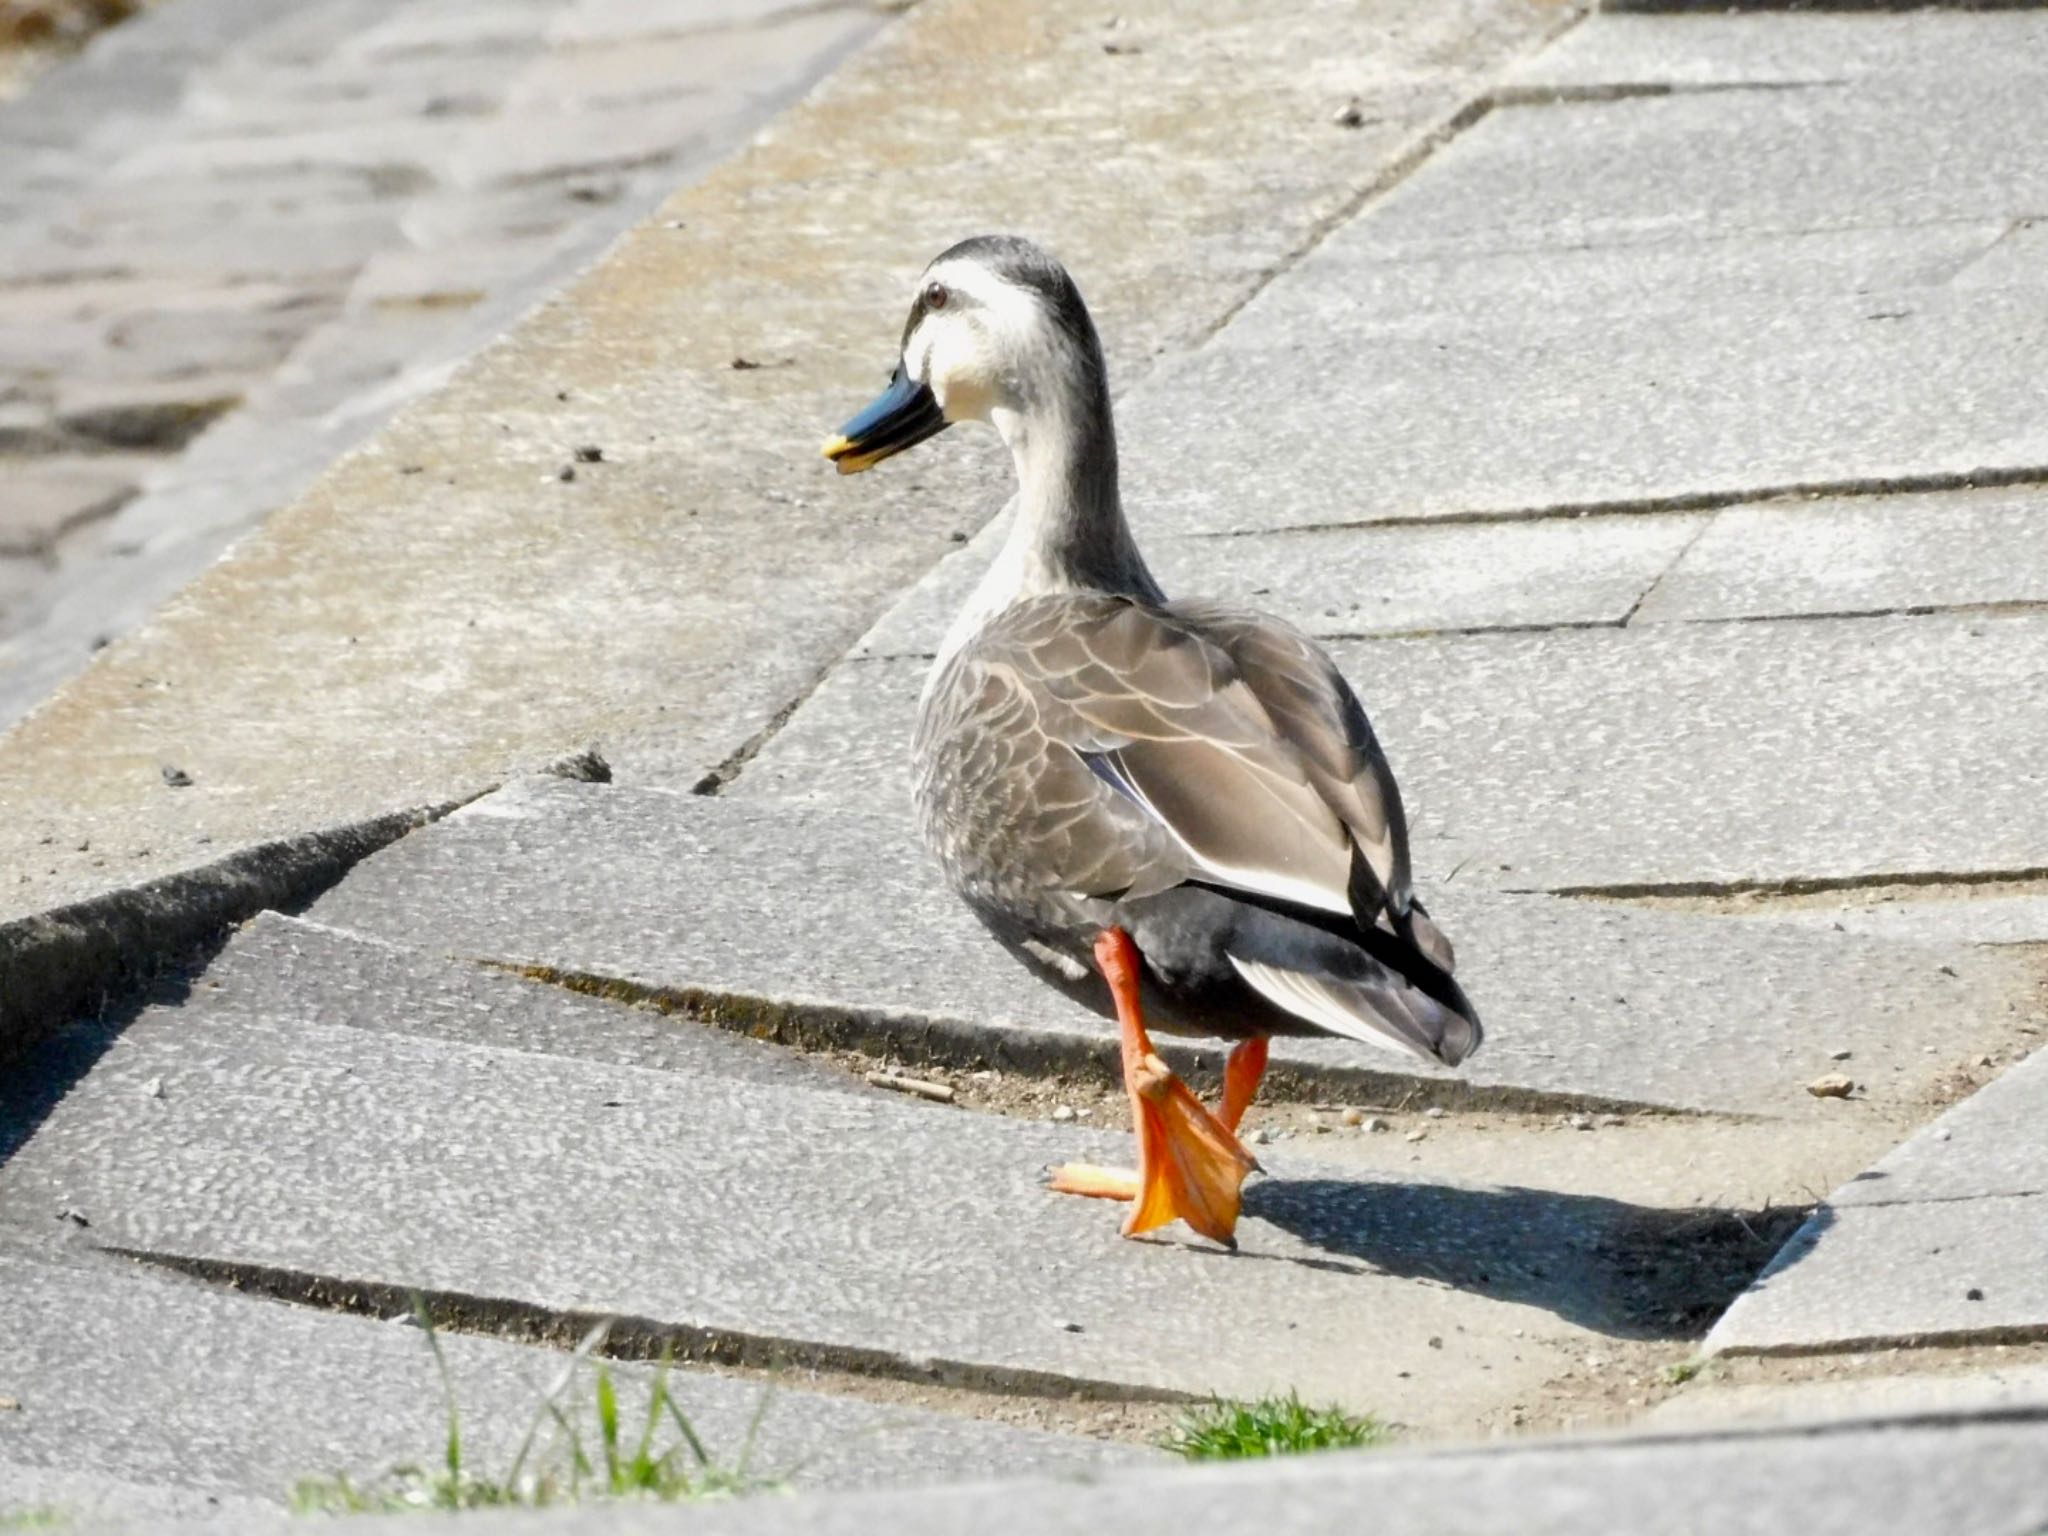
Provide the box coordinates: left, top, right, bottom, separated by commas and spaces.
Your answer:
824, 235, 1481, 1247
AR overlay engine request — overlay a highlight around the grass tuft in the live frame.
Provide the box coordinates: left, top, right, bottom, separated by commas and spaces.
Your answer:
1663, 1357, 1707, 1386
292, 1298, 780, 1515
1159, 1392, 1390, 1461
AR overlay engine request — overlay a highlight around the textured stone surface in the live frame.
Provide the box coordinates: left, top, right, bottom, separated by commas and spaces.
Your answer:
0, 455, 141, 554
0, 1240, 1122, 1516
152, 1413, 2048, 1536
1335, 78, 2048, 258
1753, 888, 2048, 950
175, 909, 860, 1093
853, 505, 1707, 660
737, 614, 2048, 894
1125, 279, 2048, 532
0, 0, 883, 726
0, 0, 1568, 923
1706, 1197, 2048, 1358
1824, 1049, 2048, 1211
1707, 1049, 2048, 1356
1650, 1365, 2048, 1431
307, 779, 2041, 1119
0, 920, 1629, 1426
1510, 11, 2048, 91
1632, 488, 2048, 625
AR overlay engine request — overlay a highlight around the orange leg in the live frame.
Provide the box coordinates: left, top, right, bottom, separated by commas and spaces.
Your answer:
1219, 1035, 1269, 1135
1046, 929, 1258, 1246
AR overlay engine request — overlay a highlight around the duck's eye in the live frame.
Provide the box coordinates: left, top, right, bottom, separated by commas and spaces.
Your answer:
924, 281, 949, 311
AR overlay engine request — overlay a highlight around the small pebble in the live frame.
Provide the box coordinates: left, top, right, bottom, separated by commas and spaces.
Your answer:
1966, 1288, 1985, 1301
1051, 1105, 1076, 1123
1249, 1127, 1272, 1145
1426, 1335, 1443, 1350
1597, 1113, 1625, 1128
1423, 1106, 1446, 1120
142, 1075, 164, 1099
1829, 1048, 1854, 1061
1060, 1320, 1085, 1333
573, 445, 604, 463
58, 1207, 89, 1227
1806, 1073, 1855, 1099
1567, 1113, 1594, 1131
1340, 1107, 1364, 1127
1935, 1128, 1952, 1141
557, 464, 576, 482
160, 765, 193, 788
1363, 1116, 1389, 1133
0, 1396, 19, 1412
1332, 97, 1367, 128
1404, 1129, 1427, 1143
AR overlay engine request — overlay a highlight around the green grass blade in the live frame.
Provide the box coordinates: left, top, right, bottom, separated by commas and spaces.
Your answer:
406, 1294, 465, 1491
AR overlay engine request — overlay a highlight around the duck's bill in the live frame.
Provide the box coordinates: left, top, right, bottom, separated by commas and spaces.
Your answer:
822, 366, 949, 474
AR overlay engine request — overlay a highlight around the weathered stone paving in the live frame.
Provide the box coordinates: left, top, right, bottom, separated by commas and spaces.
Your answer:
309, 779, 2041, 1120
0, 0, 881, 724
1708, 1048, 2048, 1357
160, 1409, 2048, 1536
7, 0, 2048, 1524
0, 1237, 1126, 1513
0, 916, 1640, 1431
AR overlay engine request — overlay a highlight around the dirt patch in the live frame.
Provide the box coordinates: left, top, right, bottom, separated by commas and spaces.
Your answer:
0, 0, 137, 49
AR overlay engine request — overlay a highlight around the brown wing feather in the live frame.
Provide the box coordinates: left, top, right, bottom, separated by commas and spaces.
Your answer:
920, 592, 1437, 949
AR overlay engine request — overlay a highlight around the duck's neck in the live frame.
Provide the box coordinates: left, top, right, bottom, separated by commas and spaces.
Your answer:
937, 356, 1161, 667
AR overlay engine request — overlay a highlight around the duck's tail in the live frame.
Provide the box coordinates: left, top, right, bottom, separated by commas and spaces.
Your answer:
1227, 948, 1481, 1067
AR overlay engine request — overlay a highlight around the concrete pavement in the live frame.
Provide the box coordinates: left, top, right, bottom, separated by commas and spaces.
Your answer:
5, 0, 2048, 1528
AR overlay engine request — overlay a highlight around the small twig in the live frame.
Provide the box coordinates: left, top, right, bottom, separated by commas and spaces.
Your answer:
864, 1072, 956, 1103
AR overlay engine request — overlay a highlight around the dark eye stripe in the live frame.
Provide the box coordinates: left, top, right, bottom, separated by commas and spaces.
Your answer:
899, 290, 931, 354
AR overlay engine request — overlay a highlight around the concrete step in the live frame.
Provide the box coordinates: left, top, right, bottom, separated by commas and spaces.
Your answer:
140, 1400, 2048, 1536
1707, 1044, 2048, 1358
304, 779, 2041, 1120
0, 1235, 1124, 1522
1, 915, 1697, 1430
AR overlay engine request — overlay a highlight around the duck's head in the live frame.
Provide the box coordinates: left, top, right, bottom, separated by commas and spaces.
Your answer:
823, 235, 1105, 475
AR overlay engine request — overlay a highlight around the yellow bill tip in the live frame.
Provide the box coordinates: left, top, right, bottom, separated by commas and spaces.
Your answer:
820, 433, 852, 461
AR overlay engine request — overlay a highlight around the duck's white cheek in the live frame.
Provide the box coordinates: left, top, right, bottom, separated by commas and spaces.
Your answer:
935, 369, 994, 423
928, 331, 996, 422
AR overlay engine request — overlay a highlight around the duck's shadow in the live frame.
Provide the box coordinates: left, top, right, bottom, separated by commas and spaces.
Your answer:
1233, 1176, 1810, 1341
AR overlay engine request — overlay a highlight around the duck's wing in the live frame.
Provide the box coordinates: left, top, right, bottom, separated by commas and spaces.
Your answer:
1165, 597, 1456, 972
934, 594, 1477, 1065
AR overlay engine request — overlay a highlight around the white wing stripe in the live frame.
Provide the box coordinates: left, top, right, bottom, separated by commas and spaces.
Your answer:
1227, 955, 1440, 1064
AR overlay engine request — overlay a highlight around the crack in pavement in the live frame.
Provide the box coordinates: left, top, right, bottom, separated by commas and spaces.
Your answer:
101, 1245, 1202, 1407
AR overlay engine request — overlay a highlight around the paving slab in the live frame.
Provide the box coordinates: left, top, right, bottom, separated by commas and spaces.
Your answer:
853, 506, 1707, 659
736, 614, 2048, 894
1125, 281, 2048, 531
1509, 11, 2048, 91
0, 922, 1645, 1428
1631, 487, 2048, 625
1336, 76, 2048, 259
0, 1241, 1122, 1519
1708, 1049, 2048, 1356
305, 778, 2041, 1119
1748, 888, 2048, 950
1650, 1364, 2048, 1431
165, 909, 861, 1094
156, 1412, 2048, 1536
0, 456, 141, 555
1704, 1197, 2048, 1359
